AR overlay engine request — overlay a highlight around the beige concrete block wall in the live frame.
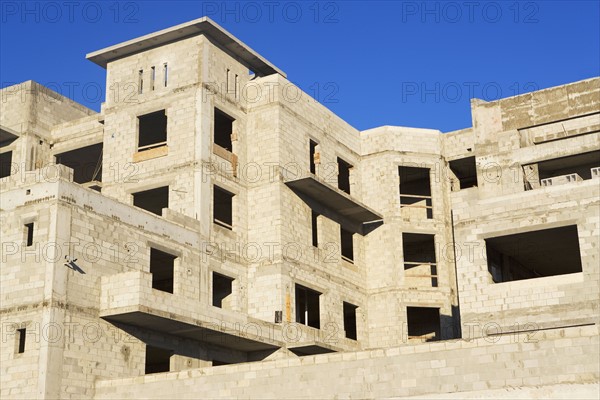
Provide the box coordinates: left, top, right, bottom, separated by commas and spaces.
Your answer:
1, 81, 95, 140
1, 82, 33, 134
49, 116, 104, 159
453, 179, 600, 335
94, 325, 599, 399
451, 78, 600, 335
104, 36, 203, 108
101, 91, 198, 215
480, 77, 600, 132
0, 202, 52, 305
1, 82, 97, 181
241, 73, 372, 338
0, 310, 42, 399
1, 174, 285, 397
360, 127, 459, 348
442, 128, 475, 159
1, 179, 76, 399
205, 36, 256, 109
0, 194, 55, 399
259, 77, 373, 344
241, 84, 284, 322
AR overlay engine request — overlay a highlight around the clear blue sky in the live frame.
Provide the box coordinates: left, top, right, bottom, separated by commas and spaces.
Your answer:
1, 1, 598, 132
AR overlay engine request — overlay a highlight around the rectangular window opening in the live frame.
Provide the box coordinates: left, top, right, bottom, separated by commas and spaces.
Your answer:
343, 302, 358, 340
150, 248, 176, 293
309, 140, 318, 174
407, 307, 440, 341
337, 157, 352, 194
399, 166, 433, 219
213, 186, 234, 230
295, 284, 321, 329
340, 227, 354, 263
311, 211, 319, 247
55, 143, 103, 185
138, 69, 143, 94
0, 151, 13, 178
133, 186, 169, 216
145, 345, 172, 374
17, 328, 26, 353
402, 233, 437, 287
529, 150, 600, 189
214, 108, 234, 152
485, 225, 582, 283
449, 156, 478, 190
212, 272, 234, 309
25, 223, 34, 247
138, 110, 167, 152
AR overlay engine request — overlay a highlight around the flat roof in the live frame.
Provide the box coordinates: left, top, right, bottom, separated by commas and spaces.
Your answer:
86, 17, 286, 77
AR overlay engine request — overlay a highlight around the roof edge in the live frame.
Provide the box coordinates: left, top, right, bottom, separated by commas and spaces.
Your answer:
86, 17, 286, 78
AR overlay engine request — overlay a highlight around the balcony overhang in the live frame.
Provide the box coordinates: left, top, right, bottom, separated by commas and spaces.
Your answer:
0, 126, 20, 147
100, 271, 284, 353
285, 175, 383, 235
101, 270, 358, 357
287, 341, 339, 356
102, 308, 279, 353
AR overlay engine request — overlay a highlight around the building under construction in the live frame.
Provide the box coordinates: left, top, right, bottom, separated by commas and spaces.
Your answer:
1, 17, 598, 399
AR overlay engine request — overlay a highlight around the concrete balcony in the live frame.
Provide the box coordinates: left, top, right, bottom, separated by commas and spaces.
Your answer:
285, 173, 383, 235
100, 271, 282, 352
100, 271, 358, 355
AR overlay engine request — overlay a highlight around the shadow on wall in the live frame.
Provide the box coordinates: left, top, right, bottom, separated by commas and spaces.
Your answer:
407, 305, 461, 342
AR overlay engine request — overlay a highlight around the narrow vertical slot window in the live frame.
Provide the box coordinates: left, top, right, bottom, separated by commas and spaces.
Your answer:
17, 328, 26, 353
138, 70, 143, 94
25, 223, 34, 247
163, 63, 168, 87
311, 211, 319, 247
226, 69, 230, 93
150, 66, 155, 90
234, 74, 239, 99
309, 140, 318, 174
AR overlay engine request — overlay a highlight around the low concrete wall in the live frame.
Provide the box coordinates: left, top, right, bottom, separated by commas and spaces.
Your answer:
95, 325, 599, 399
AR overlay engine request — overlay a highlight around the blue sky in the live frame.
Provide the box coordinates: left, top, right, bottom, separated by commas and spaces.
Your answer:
1, 1, 598, 132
